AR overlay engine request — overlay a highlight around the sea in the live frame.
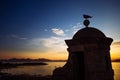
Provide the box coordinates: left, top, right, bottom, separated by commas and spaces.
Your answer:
1, 62, 120, 80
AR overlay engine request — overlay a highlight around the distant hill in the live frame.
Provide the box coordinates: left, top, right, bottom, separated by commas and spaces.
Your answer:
0, 58, 66, 62
112, 59, 120, 62
1, 58, 120, 62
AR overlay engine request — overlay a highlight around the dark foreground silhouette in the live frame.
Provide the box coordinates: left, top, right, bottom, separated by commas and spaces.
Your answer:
0, 62, 50, 80
0, 73, 52, 80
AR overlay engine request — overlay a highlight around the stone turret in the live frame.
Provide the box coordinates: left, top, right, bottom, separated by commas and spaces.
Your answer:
52, 15, 114, 80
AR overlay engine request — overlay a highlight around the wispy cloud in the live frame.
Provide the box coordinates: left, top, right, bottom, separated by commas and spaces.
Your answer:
0, 33, 69, 53
10, 34, 27, 40
40, 36, 68, 52
111, 41, 120, 55
44, 29, 48, 32
112, 41, 120, 46
27, 38, 42, 48
65, 29, 70, 32
51, 28, 65, 36
24, 36, 69, 53
72, 22, 82, 34
111, 41, 120, 49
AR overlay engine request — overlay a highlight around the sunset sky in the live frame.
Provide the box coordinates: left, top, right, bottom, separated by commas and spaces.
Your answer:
0, 0, 120, 60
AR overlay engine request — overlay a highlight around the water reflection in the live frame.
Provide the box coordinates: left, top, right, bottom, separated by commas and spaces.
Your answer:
112, 62, 120, 80
1, 62, 120, 80
2, 62, 66, 76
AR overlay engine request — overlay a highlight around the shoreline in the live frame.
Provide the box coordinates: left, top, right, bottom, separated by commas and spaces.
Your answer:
0, 62, 47, 69
0, 73, 52, 80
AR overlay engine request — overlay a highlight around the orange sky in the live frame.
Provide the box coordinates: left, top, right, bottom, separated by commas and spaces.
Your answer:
0, 50, 68, 60
0, 42, 120, 60
110, 43, 120, 60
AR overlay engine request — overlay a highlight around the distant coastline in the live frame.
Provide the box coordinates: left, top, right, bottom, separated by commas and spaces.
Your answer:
0, 62, 47, 69
0, 58, 120, 63
0, 58, 119, 62
112, 59, 120, 62
0, 58, 66, 69
0, 58, 66, 63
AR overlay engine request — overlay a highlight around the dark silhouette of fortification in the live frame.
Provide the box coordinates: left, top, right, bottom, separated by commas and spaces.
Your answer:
52, 15, 114, 80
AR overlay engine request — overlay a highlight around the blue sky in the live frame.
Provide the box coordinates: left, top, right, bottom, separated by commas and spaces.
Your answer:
0, 0, 120, 59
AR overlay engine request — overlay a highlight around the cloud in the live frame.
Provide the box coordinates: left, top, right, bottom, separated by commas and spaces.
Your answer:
112, 41, 120, 46
72, 23, 82, 34
111, 41, 120, 55
0, 35, 28, 51
0, 33, 69, 53
44, 29, 48, 32
42, 37, 64, 47
51, 28, 65, 36
25, 36, 69, 53
24, 38, 46, 52
10, 34, 27, 40
14, 36, 119, 53
0, 34, 28, 50
65, 29, 70, 32
41, 36, 68, 52
111, 41, 120, 49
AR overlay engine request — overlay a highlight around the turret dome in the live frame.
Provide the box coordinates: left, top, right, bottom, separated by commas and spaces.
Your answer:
73, 27, 106, 39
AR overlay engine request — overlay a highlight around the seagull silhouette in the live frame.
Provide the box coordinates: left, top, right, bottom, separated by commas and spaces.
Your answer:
83, 14, 92, 19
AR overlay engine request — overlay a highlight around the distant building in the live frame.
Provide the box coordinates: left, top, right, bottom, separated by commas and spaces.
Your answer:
52, 15, 114, 80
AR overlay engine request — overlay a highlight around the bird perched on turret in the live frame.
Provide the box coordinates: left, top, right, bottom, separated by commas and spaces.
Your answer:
83, 14, 92, 19
83, 14, 92, 27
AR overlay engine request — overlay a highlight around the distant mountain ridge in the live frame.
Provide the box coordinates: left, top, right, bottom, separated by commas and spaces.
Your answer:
0, 58, 67, 62
0, 58, 120, 62
112, 59, 120, 62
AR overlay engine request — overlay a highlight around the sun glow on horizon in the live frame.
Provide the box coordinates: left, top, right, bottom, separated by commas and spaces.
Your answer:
0, 50, 68, 60
110, 43, 120, 60
0, 41, 120, 60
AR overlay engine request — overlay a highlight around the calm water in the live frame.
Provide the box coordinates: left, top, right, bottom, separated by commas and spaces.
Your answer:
1, 62, 66, 76
112, 62, 120, 80
1, 62, 120, 80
